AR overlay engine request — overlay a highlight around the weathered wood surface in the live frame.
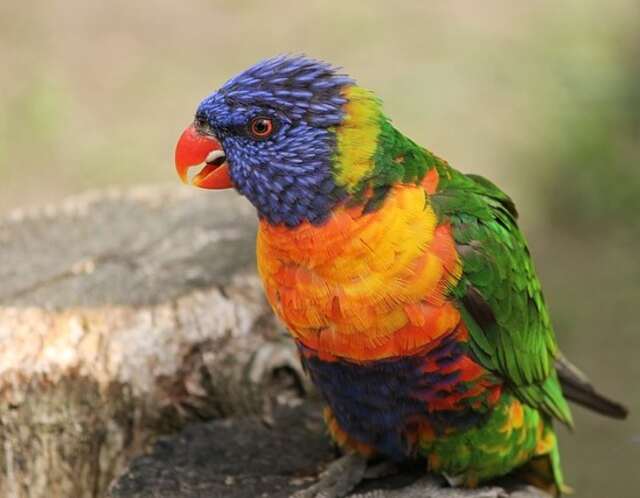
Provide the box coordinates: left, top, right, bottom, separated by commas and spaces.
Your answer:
108, 403, 547, 498
0, 186, 304, 498
1, 186, 546, 498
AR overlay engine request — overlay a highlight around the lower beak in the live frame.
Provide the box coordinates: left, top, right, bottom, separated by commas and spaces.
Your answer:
174, 124, 233, 189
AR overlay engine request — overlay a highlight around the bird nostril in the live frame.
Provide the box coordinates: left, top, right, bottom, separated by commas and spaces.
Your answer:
205, 150, 227, 166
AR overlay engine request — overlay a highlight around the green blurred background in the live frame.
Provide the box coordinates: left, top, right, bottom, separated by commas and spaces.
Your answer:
1, 1, 638, 496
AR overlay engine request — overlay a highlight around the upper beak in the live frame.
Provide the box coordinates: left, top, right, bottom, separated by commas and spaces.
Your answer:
174, 124, 233, 189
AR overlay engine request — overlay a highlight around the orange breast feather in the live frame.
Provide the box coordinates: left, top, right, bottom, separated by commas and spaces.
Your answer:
257, 184, 463, 361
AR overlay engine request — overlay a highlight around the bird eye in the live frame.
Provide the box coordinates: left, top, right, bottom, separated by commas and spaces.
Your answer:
248, 117, 275, 139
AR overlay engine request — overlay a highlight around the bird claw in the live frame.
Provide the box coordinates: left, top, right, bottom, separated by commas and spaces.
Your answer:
290, 453, 368, 498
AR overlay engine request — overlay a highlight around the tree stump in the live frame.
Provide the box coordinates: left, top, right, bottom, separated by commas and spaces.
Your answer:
0, 186, 304, 498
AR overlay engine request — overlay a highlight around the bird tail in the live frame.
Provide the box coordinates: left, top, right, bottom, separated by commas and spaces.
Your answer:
555, 354, 628, 420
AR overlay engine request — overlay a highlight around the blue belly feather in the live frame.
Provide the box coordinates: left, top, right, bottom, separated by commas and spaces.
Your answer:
299, 333, 492, 460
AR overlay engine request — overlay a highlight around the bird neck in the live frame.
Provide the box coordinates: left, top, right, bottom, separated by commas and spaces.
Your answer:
331, 86, 450, 214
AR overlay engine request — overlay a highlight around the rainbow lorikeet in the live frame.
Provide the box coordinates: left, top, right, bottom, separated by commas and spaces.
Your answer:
174, 56, 627, 497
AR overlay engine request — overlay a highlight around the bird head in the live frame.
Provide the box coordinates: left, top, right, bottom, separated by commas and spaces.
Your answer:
175, 55, 389, 227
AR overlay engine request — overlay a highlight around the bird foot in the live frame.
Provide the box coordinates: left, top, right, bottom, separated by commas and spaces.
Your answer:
290, 453, 368, 498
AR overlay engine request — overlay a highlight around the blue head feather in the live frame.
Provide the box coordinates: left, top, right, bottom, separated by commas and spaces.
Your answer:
195, 55, 354, 226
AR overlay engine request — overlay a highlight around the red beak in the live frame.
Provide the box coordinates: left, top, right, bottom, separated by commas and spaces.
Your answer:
174, 124, 233, 189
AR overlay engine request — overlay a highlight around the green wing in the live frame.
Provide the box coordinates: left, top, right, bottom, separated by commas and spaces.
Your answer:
431, 170, 573, 426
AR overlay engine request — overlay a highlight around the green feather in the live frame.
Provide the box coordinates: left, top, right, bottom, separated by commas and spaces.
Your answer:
432, 171, 573, 427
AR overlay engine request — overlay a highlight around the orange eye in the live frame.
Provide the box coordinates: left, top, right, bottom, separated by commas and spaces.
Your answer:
249, 117, 274, 139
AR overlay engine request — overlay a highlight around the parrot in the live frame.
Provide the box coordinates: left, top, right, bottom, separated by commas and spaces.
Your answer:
174, 55, 628, 497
